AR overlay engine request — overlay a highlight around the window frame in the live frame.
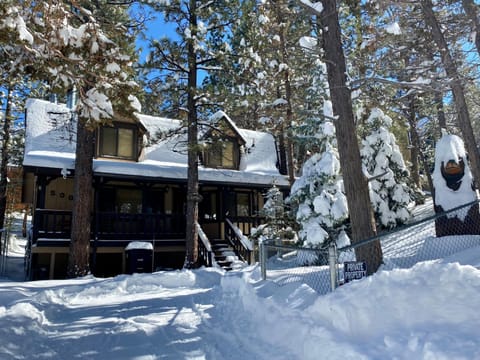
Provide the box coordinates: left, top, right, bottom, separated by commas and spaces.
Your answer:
97, 123, 137, 161
203, 137, 240, 170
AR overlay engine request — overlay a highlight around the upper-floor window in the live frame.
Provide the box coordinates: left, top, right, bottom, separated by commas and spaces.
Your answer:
98, 124, 137, 160
204, 138, 239, 169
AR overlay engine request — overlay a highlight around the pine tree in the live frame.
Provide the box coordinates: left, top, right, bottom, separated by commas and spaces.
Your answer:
301, 0, 381, 273
360, 108, 413, 229
420, 0, 480, 189
143, 0, 241, 268
252, 183, 295, 244
0, 1, 139, 277
289, 119, 349, 248
206, 0, 316, 179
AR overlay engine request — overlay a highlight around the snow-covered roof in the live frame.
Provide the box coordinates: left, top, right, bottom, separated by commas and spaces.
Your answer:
209, 110, 247, 145
23, 99, 289, 187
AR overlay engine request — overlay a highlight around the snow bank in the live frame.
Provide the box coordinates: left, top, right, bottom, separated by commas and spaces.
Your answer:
0, 260, 479, 359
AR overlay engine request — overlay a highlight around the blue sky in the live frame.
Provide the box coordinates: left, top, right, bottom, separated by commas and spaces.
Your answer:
132, 5, 178, 63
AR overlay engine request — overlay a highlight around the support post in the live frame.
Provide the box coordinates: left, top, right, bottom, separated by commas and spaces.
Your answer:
260, 240, 267, 280
328, 243, 338, 292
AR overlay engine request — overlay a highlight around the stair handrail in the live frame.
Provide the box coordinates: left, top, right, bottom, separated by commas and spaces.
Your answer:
225, 218, 253, 264
196, 222, 216, 267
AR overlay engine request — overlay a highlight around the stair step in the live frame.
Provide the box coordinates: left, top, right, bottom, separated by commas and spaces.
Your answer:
212, 242, 231, 248
209, 238, 246, 271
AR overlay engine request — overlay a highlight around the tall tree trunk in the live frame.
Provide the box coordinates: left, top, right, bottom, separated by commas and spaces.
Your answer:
407, 95, 435, 196
184, 0, 200, 269
320, 0, 382, 274
67, 117, 94, 278
0, 84, 13, 253
277, 12, 296, 185
434, 91, 447, 135
277, 131, 288, 175
408, 117, 421, 189
400, 56, 422, 190
421, 0, 480, 188
283, 71, 296, 185
462, 0, 480, 57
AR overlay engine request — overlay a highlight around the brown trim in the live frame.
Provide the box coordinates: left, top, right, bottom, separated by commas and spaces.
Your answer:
96, 122, 138, 161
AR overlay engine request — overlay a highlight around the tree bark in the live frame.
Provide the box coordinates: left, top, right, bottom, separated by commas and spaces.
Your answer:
0, 84, 13, 254
407, 104, 421, 189
277, 11, 296, 185
277, 131, 288, 175
434, 91, 447, 133
421, 0, 480, 188
320, 0, 382, 273
184, 0, 200, 268
67, 117, 94, 278
283, 70, 296, 185
407, 95, 435, 196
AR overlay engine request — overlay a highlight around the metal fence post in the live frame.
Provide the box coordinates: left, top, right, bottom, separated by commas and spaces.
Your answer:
260, 240, 267, 280
328, 242, 338, 292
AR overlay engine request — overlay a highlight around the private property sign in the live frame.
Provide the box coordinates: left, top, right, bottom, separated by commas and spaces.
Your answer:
344, 261, 367, 283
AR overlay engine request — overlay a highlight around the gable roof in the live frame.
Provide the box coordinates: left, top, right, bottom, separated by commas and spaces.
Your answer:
23, 99, 289, 187
208, 110, 247, 145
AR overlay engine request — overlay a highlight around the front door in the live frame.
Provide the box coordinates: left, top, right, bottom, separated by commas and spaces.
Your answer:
199, 190, 221, 239
171, 187, 187, 235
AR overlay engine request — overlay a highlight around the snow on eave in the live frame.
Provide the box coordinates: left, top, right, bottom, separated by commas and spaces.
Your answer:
210, 111, 247, 145
137, 113, 182, 133
23, 98, 288, 187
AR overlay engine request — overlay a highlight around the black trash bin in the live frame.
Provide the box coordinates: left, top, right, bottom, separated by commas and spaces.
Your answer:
125, 242, 153, 274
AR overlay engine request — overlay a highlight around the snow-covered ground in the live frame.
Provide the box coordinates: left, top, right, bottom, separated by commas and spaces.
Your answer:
1, 205, 480, 359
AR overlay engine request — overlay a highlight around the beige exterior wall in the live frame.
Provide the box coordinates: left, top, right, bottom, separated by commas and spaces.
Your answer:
45, 178, 74, 210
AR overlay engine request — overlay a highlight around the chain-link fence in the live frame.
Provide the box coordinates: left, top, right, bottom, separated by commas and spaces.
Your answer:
260, 200, 480, 295
259, 240, 333, 295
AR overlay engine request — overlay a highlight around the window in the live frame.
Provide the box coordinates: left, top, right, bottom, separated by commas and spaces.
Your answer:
236, 193, 250, 217
98, 187, 142, 213
98, 124, 136, 160
116, 188, 142, 213
200, 192, 217, 220
226, 192, 251, 217
204, 139, 238, 169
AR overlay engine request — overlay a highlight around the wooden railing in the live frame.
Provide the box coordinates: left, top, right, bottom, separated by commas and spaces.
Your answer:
227, 216, 264, 238
197, 223, 214, 267
95, 212, 185, 240
33, 209, 72, 241
31, 211, 263, 267
32, 209, 186, 243
225, 218, 253, 264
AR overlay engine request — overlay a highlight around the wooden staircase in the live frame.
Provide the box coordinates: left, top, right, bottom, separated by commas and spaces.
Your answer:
211, 239, 242, 271
197, 220, 253, 270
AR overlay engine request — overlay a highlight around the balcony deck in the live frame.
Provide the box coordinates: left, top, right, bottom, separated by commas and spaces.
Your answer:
32, 209, 187, 245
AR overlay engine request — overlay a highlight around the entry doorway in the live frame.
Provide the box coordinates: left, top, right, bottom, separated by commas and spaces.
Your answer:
199, 190, 221, 239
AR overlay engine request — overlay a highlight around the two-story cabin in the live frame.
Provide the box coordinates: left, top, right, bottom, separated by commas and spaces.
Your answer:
22, 99, 289, 279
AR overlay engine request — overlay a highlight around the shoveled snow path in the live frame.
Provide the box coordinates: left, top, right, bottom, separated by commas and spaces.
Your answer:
0, 269, 307, 359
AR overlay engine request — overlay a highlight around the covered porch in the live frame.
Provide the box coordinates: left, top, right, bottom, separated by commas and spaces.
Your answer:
25, 173, 269, 279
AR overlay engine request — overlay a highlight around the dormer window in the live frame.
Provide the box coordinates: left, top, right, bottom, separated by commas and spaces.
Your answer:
204, 138, 239, 169
201, 112, 247, 170
98, 123, 137, 160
